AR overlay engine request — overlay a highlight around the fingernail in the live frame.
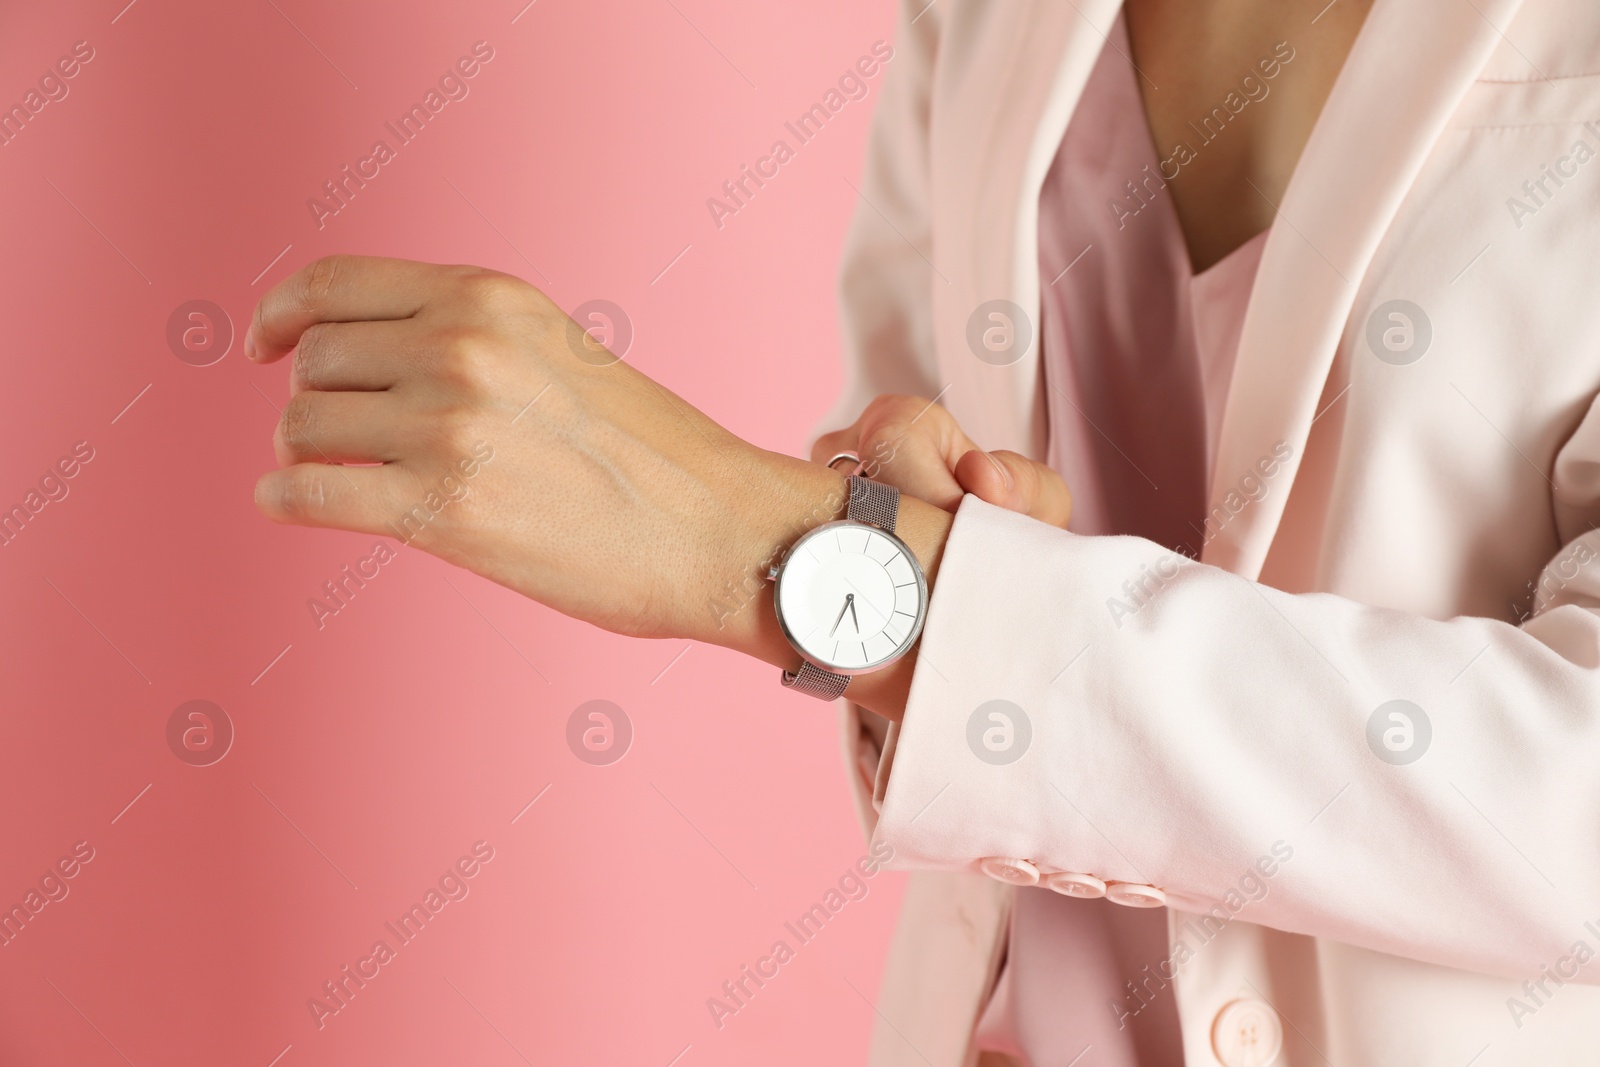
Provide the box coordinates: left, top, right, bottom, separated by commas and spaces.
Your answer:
987, 451, 1014, 491
244, 328, 258, 361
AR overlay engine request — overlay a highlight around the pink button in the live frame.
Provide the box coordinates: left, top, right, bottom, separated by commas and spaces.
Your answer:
1105, 882, 1166, 908
1211, 998, 1282, 1067
1044, 871, 1106, 898
978, 857, 1040, 886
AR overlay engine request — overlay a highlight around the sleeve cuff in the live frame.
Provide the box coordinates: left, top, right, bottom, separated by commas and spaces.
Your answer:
866, 494, 1188, 908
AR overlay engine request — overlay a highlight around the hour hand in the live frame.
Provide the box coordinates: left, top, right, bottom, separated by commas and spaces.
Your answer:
830, 593, 855, 636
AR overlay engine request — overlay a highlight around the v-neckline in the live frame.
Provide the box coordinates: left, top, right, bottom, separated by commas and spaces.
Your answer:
1111, 1, 1378, 276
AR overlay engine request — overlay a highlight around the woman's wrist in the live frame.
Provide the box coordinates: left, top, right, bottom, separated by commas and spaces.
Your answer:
836, 490, 951, 722
704, 449, 953, 723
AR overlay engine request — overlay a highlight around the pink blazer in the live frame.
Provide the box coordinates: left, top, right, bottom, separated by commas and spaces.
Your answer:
822, 0, 1600, 1063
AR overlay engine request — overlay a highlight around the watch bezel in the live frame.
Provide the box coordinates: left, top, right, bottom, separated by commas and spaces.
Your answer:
770, 518, 929, 676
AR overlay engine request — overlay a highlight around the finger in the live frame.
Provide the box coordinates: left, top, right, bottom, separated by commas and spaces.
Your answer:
859, 423, 966, 511
813, 395, 960, 469
254, 462, 420, 535
290, 319, 417, 396
954, 449, 1073, 528
858, 396, 981, 474
273, 390, 408, 466
811, 426, 862, 470
248, 255, 444, 364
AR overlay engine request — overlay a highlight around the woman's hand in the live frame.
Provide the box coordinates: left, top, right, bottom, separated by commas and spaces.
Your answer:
811, 394, 1072, 527
246, 255, 955, 720
247, 255, 863, 646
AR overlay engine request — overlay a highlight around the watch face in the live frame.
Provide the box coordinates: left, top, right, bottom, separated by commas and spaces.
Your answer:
774, 520, 928, 674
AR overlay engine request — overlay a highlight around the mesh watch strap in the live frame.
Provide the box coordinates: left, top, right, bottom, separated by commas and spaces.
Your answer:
779, 475, 901, 700
847, 474, 899, 530
781, 660, 853, 700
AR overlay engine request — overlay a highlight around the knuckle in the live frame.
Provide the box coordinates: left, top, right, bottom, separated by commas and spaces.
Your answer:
859, 423, 910, 473
280, 393, 320, 445
278, 469, 329, 519
436, 327, 505, 390
293, 324, 337, 383
859, 422, 898, 455
460, 271, 530, 316
299, 255, 349, 309
860, 395, 941, 458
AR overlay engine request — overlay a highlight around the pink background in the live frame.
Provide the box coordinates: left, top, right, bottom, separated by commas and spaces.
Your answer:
0, 0, 903, 1063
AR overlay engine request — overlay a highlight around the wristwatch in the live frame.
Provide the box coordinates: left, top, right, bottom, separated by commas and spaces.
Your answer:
767, 468, 930, 699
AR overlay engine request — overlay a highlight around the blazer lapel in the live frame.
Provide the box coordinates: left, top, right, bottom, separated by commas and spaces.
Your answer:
932, 0, 1527, 582
1204, 0, 1527, 578
931, 0, 1122, 459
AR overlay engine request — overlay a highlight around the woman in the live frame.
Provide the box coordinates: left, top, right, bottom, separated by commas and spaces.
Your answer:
246, 0, 1600, 1062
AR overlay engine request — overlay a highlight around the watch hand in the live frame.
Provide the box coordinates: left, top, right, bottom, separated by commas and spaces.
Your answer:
841, 577, 886, 628
830, 593, 854, 637
848, 597, 859, 633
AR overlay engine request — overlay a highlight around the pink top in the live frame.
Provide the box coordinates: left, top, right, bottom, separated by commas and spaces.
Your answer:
973, 12, 1269, 1065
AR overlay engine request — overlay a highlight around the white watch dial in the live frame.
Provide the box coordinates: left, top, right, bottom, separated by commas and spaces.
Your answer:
775, 520, 927, 673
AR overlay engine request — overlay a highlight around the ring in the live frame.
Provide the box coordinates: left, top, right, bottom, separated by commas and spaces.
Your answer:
825, 451, 861, 473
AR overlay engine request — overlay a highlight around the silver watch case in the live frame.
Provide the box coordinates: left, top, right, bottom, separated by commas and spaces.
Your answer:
766, 518, 930, 676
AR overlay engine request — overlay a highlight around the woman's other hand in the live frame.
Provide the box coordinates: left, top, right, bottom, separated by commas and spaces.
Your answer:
811, 394, 1072, 527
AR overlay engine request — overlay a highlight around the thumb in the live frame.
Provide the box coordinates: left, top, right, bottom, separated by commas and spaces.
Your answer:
953, 449, 1072, 528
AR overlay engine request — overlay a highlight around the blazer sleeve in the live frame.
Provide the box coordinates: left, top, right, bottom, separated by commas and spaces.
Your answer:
873, 396, 1600, 983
